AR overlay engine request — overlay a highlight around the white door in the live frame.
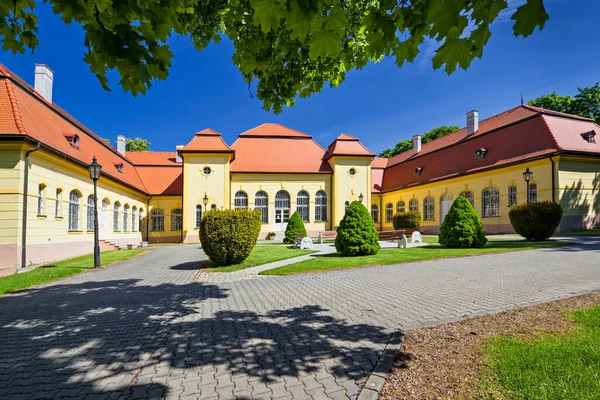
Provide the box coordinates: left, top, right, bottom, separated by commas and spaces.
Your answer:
274, 190, 291, 231
100, 200, 108, 240
440, 194, 453, 224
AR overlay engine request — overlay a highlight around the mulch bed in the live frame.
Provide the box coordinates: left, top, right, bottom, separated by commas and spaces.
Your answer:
379, 292, 600, 399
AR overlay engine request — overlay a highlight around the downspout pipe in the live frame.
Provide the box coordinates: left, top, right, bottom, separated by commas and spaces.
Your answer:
145, 196, 152, 243
549, 156, 556, 203
21, 142, 41, 268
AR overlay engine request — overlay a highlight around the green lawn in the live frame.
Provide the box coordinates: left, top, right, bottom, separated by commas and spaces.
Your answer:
260, 241, 570, 275
0, 250, 144, 295
485, 305, 600, 399
202, 245, 318, 272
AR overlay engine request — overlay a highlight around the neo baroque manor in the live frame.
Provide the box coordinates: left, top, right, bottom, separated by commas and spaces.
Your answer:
1, 64, 599, 275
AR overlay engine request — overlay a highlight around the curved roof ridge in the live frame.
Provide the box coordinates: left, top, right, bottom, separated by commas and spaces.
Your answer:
4, 80, 26, 134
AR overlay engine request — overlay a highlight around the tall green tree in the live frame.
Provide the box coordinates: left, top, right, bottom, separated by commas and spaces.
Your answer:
1, 0, 550, 113
379, 125, 459, 158
125, 137, 151, 152
528, 83, 600, 124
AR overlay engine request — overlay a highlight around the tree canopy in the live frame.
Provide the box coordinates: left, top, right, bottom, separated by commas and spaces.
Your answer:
379, 125, 458, 158
528, 83, 600, 124
1, 0, 549, 113
125, 137, 151, 151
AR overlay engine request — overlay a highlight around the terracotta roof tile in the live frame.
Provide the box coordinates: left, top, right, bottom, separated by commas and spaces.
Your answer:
179, 129, 234, 155
126, 151, 180, 166
324, 134, 375, 161
136, 166, 182, 195
239, 123, 312, 138
371, 157, 388, 168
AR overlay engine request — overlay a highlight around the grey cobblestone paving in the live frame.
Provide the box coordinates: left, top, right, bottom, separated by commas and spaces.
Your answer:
1, 239, 599, 399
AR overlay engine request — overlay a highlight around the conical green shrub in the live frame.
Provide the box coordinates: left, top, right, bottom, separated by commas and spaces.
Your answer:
284, 211, 307, 244
439, 196, 487, 248
335, 201, 380, 256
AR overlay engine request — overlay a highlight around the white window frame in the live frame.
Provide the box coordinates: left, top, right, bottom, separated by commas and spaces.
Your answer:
315, 190, 327, 222
297, 190, 310, 222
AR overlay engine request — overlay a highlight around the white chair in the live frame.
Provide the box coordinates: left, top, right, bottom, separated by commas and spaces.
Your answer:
411, 231, 422, 243
300, 237, 314, 250
398, 234, 408, 248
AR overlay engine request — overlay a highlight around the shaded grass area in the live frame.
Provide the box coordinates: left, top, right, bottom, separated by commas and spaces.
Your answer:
556, 227, 600, 236
260, 241, 570, 275
486, 304, 600, 399
202, 245, 318, 272
0, 250, 144, 295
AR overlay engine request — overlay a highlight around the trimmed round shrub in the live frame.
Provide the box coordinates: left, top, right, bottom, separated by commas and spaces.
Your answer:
284, 211, 307, 244
509, 201, 563, 240
439, 196, 487, 248
335, 201, 380, 256
199, 209, 262, 266
392, 210, 422, 230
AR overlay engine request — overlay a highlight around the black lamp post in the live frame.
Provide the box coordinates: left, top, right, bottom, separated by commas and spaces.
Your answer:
523, 167, 533, 203
88, 157, 102, 269
203, 194, 209, 212
358, 193, 364, 203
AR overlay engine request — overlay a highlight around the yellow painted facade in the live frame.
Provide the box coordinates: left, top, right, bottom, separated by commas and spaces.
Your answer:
328, 156, 372, 228
557, 156, 600, 230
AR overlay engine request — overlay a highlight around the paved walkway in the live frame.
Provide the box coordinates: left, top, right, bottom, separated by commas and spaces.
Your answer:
1, 239, 599, 399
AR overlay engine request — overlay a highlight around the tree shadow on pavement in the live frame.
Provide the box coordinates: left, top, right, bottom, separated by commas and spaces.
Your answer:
0, 278, 391, 399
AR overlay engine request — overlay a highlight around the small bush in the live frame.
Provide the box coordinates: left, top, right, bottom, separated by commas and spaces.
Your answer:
335, 201, 380, 256
392, 211, 422, 230
199, 209, 262, 266
439, 196, 487, 248
509, 201, 563, 240
284, 211, 308, 244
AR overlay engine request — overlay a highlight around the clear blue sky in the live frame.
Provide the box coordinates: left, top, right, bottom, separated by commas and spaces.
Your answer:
1, 0, 598, 154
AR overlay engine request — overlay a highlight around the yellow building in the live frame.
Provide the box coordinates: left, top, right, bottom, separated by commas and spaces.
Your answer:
1, 63, 599, 275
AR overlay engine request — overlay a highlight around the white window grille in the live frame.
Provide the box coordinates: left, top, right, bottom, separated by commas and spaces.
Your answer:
508, 186, 517, 207
37, 185, 44, 216
459, 190, 475, 207
315, 190, 327, 222
423, 197, 435, 220
297, 190, 309, 222
255, 191, 268, 223
150, 209, 164, 231
171, 208, 182, 230
234, 191, 248, 209
528, 183, 537, 202
396, 201, 405, 213
196, 205, 203, 228
68, 190, 80, 231
113, 203, 120, 231
87, 195, 95, 230
132, 208, 137, 232
371, 204, 379, 222
409, 199, 419, 212
55, 189, 62, 217
123, 205, 129, 231
385, 203, 394, 222
482, 187, 500, 217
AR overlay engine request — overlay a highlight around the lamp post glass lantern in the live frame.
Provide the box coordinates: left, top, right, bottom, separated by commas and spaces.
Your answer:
358, 193, 364, 203
523, 167, 533, 203
88, 157, 102, 269
203, 194, 209, 211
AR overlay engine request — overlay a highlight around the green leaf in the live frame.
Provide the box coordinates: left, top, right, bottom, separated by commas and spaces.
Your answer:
393, 37, 420, 67
432, 38, 473, 74
252, 0, 285, 33
511, 0, 549, 37
309, 30, 341, 60
286, 2, 311, 41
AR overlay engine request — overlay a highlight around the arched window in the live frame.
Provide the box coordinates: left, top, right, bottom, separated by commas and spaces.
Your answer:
409, 199, 419, 212
297, 190, 309, 222
440, 194, 453, 223
171, 208, 183, 230
315, 190, 327, 222
508, 186, 517, 207
138, 208, 144, 232
113, 202, 120, 231
37, 184, 45, 216
196, 205, 203, 228
371, 204, 379, 223
150, 209, 164, 231
482, 187, 500, 217
123, 204, 130, 231
132, 207, 137, 232
423, 197, 435, 221
528, 183, 537, 203
275, 191, 291, 225
68, 190, 80, 231
87, 194, 95, 230
396, 201, 405, 213
234, 191, 248, 209
385, 203, 394, 222
255, 191, 268, 223
55, 189, 62, 218
459, 190, 475, 207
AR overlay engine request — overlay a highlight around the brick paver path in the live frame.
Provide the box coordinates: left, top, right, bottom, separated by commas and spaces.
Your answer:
1, 239, 599, 399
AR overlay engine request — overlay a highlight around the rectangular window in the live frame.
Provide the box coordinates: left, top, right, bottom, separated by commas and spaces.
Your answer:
508, 186, 517, 207
37, 185, 44, 216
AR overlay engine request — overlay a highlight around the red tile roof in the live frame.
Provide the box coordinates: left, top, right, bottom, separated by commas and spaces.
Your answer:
126, 151, 179, 166
371, 157, 388, 168
136, 166, 183, 196
239, 123, 312, 138
323, 133, 375, 161
380, 106, 600, 192
179, 128, 234, 155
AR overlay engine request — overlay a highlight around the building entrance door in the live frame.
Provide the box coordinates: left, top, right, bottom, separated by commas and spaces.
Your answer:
274, 190, 291, 231
440, 194, 454, 224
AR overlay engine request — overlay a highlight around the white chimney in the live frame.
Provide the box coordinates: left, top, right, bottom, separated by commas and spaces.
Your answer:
34, 64, 54, 103
116, 135, 126, 156
467, 110, 479, 136
413, 135, 422, 155
176, 144, 184, 163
